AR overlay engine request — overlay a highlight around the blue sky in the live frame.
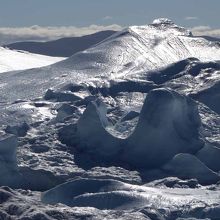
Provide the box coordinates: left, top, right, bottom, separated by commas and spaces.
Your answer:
0, 0, 219, 27
0, 0, 220, 44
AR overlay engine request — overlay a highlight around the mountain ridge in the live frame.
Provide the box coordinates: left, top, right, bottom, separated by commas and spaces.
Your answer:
4, 30, 116, 57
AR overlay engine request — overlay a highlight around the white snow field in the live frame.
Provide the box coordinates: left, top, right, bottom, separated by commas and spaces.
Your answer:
0, 47, 64, 73
0, 18, 220, 219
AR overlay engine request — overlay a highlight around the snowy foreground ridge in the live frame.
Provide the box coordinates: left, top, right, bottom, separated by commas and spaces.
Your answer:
0, 18, 220, 219
0, 47, 64, 73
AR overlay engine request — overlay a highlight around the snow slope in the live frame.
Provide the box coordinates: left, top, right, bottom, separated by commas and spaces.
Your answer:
42, 178, 220, 210
0, 18, 220, 102
55, 18, 220, 79
0, 47, 64, 73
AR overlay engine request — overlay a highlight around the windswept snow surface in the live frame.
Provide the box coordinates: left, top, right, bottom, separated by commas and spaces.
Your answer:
0, 18, 220, 102
0, 47, 64, 73
0, 19, 220, 219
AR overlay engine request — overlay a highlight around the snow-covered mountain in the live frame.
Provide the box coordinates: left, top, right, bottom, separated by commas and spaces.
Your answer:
0, 18, 219, 102
0, 19, 220, 219
201, 35, 220, 42
4, 30, 116, 57
0, 47, 64, 73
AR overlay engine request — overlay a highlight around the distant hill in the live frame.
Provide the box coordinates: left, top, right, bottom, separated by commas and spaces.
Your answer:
4, 30, 116, 57
200, 36, 220, 42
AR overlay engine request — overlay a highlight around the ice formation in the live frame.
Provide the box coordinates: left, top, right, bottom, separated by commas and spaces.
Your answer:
0, 19, 220, 219
74, 88, 205, 171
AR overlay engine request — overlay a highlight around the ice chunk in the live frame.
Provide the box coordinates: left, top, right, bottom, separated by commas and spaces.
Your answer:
77, 99, 121, 157
162, 153, 220, 184
0, 133, 18, 166
75, 89, 204, 169
123, 88, 203, 168
5, 122, 29, 137
197, 144, 220, 172
191, 81, 220, 114
44, 89, 82, 102
55, 103, 77, 122
120, 111, 139, 122
42, 178, 126, 206
0, 133, 22, 187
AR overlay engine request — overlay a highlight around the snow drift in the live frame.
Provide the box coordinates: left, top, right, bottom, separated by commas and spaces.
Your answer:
42, 177, 220, 213
0, 47, 64, 73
